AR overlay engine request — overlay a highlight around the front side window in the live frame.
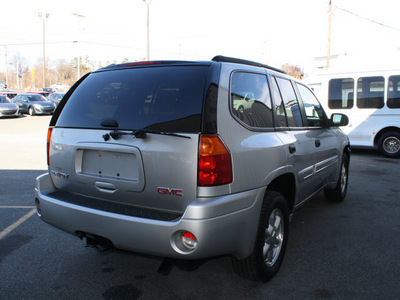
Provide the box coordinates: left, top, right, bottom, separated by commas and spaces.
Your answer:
275, 77, 303, 127
328, 78, 354, 109
388, 75, 400, 109
357, 76, 384, 109
296, 83, 326, 127
230, 72, 273, 128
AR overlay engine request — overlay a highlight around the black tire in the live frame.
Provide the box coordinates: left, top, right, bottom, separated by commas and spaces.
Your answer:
377, 131, 400, 158
232, 191, 289, 282
29, 107, 35, 116
324, 153, 349, 202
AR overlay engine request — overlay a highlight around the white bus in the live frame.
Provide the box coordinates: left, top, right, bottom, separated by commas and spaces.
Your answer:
306, 70, 400, 158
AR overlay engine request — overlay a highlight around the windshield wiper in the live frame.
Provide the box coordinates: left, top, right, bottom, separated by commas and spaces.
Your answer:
103, 129, 191, 141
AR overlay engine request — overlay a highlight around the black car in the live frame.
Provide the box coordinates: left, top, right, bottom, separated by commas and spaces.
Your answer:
12, 93, 55, 115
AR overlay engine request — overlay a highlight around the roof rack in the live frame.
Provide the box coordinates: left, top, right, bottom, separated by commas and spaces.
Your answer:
212, 55, 286, 74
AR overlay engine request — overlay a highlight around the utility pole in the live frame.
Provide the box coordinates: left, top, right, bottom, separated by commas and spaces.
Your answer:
38, 12, 50, 88
72, 13, 87, 80
142, 0, 151, 61
4, 45, 8, 87
327, 0, 332, 68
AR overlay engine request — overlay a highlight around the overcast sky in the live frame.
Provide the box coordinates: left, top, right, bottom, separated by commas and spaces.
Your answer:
2, 0, 400, 74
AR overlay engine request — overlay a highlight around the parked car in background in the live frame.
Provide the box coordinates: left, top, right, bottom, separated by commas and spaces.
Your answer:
28, 91, 51, 98
41, 87, 55, 94
12, 93, 55, 115
47, 92, 65, 107
0, 90, 17, 99
0, 95, 19, 117
51, 83, 70, 92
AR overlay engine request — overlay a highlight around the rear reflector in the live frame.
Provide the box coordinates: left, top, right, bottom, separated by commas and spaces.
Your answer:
181, 231, 198, 250
198, 134, 232, 186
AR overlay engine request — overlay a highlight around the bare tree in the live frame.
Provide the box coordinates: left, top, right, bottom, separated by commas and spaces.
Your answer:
282, 63, 304, 80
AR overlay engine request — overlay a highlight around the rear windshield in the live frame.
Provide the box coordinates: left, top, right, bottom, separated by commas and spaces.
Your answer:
56, 66, 209, 133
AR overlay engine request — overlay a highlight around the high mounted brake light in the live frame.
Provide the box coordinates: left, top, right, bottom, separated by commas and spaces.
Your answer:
119, 61, 155, 67
198, 134, 233, 186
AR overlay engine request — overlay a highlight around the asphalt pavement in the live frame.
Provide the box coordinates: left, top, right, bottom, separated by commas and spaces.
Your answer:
1, 115, 399, 299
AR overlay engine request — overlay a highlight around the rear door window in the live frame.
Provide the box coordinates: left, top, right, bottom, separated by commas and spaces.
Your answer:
56, 66, 209, 133
275, 77, 303, 127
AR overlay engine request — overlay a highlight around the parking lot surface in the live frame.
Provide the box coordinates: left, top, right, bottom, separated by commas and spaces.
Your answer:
1, 115, 400, 299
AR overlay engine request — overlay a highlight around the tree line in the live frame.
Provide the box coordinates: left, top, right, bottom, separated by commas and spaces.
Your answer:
1, 56, 304, 90
0, 55, 130, 90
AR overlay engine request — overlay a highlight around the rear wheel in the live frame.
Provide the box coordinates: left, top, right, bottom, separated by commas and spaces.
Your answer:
232, 191, 289, 282
324, 153, 349, 202
378, 131, 400, 158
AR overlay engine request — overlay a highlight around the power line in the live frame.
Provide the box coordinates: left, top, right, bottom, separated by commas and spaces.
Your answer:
334, 4, 400, 33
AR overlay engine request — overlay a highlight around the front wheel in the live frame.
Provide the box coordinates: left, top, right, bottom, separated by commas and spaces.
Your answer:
378, 131, 400, 158
232, 191, 289, 282
29, 107, 35, 116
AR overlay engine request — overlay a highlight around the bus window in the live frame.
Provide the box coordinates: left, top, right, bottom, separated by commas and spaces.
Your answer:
357, 76, 384, 109
388, 75, 400, 109
328, 78, 354, 109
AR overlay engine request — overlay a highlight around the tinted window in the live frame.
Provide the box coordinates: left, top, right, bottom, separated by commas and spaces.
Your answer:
388, 75, 400, 109
56, 66, 209, 133
231, 72, 273, 128
270, 77, 288, 127
0, 96, 10, 103
328, 78, 354, 109
27, 94, 46, 101
357, 76, 384, 109
275, 77, 303, 127
297, 83, 326, 127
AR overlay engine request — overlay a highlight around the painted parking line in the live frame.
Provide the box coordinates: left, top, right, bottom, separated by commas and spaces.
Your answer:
0, 207, 37, 240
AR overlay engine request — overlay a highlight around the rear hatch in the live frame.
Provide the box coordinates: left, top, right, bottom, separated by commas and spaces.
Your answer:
49, 63, 212, 217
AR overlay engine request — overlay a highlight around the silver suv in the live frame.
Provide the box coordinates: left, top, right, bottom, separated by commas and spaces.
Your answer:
35, 56, 350, 282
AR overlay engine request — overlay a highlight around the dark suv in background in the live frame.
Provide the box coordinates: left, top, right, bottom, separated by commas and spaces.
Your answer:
36, 56, 350, 282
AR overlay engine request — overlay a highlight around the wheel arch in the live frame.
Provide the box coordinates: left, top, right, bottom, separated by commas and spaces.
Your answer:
266, 173, 296, 214
374, 126, 400, 147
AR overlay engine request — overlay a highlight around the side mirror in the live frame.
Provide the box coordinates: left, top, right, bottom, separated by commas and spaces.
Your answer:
330, 113, 349, 127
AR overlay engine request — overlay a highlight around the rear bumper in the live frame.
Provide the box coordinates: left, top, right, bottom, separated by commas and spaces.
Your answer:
35, 173, 265, 259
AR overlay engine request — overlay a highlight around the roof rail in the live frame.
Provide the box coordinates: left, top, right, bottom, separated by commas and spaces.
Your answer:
212, 55, 286, 74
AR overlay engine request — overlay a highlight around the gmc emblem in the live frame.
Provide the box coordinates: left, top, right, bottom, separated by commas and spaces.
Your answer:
157, 187, 183, 197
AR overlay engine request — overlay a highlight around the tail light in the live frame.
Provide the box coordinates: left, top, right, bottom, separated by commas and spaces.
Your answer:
47, 127, 53, 165
198, 134, 233, 186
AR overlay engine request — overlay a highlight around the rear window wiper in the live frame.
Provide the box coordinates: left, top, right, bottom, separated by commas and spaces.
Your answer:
103, 129, 191, 141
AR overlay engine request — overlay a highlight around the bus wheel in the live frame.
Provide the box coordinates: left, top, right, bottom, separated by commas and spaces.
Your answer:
378, 131, 400, 158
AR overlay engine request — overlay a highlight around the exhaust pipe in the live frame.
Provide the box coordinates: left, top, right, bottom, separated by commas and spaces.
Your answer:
77, 232, 114, 253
